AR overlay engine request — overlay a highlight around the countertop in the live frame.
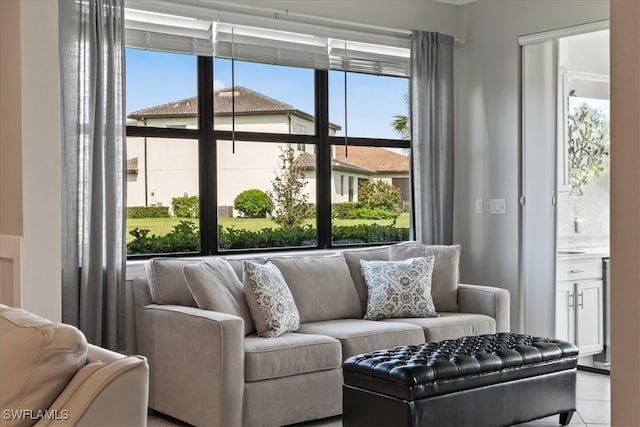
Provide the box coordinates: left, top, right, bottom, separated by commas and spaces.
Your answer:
557, 234, 609, 261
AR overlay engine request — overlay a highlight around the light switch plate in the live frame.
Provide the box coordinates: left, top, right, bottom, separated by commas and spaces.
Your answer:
489, 198, 506, 214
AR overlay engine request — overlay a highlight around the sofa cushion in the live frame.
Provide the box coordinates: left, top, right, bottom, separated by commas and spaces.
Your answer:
343, 246, 390, 314
183, 259, 255, 335
269, 254, 361, 323
243, 261, 300, 338
361, 257, 437, 320
145, 258, 199, 306
389, 242, 461, 312
384, 312, 496, 342
244, 333, 342, 382
0, 305, 88, 427
225, 257, 265, 282
297, 319, 424, 360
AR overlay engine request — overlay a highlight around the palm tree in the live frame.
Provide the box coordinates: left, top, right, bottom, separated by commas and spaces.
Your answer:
391, 93, 410, 141
391, 114, 410, 140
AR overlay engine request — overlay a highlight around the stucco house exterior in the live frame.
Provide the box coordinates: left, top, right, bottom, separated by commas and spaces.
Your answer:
126, 86, 409, 215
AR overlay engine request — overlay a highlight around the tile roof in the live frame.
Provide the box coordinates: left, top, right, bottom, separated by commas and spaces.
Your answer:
295, 146, 409, 174
129, 85, 310, 119
334, 145, 409, 173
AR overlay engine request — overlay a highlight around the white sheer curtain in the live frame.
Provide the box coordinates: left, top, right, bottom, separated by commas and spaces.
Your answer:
410, 31, 455, 245
59, 0, 126, 350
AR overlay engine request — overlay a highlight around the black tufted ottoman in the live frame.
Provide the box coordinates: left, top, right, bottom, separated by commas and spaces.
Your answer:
343, 333, 579, 426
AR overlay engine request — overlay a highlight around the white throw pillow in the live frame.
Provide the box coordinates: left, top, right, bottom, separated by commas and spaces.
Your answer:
243, 261, 300, 338
360, 256, 437, 320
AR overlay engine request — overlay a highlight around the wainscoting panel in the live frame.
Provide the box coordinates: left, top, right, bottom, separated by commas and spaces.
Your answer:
0, 235, 23, 308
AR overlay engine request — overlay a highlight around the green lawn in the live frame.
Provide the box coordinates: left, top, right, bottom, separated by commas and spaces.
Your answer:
126, 213, 410, 243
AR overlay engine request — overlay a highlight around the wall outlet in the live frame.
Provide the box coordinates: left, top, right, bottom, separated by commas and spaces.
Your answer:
475, 198, 483, 214
489, 198, 507, 214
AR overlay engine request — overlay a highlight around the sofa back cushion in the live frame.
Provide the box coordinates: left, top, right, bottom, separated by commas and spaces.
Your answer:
389, 241, 461, 312
183, 259, 255, 335
0, 305, 88, 427
269, 254, 362, 323
225, 257, 265, 282
145, 258, 199, 306
343, 246, 390, 314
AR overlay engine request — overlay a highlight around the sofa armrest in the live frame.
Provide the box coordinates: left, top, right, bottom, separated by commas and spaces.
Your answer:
458, 284, 510, 333
135, 304, 245, 427
39, 347, 148, 427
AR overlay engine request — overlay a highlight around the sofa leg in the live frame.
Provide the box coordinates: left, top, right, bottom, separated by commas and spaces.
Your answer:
559, 410, 574, 426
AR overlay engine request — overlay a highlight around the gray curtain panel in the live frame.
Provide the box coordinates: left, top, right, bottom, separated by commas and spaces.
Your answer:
59, 0, 126, 350
410, 31, 454, 245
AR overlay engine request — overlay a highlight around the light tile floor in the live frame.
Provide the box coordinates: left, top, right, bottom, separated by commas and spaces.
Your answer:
148, 371, 610, 427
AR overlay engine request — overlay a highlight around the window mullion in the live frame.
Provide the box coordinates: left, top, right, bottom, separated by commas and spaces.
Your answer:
315, 70, 331, 249
197, 56, 217, 254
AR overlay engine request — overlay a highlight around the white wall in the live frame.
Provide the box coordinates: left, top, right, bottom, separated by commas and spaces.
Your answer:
19, 0, 61, 321
453, 0, 608, 331
126, 114, 319, 209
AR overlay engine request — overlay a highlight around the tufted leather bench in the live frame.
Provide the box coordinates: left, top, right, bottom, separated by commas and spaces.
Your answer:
343, 333, 579, 426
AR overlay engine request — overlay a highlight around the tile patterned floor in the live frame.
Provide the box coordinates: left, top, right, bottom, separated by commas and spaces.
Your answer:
148, 371, 610, 427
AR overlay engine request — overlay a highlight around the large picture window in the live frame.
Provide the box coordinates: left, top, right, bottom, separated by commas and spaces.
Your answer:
124, 5, 411, 256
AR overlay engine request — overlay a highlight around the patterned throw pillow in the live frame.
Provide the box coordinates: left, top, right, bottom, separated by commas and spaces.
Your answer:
360, 256, 437, 320
243, 261, 300, 338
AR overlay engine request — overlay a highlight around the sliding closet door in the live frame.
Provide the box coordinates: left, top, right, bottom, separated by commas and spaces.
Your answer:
520, 39, 557, 337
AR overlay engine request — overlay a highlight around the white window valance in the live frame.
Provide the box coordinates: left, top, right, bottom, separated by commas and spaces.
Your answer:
124, 0, 411, 77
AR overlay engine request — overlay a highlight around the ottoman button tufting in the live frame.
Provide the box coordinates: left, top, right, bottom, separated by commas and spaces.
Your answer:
343, 333, 579, 427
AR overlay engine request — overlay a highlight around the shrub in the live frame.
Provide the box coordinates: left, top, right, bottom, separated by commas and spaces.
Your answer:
332, 223, 409, 244
218, 225, 317, 250
233, 189, 273, 218
349, 207, 399, 220
172, 195, 199, 218
332, 202, 362, 219
127, 220, 199, 255
358, 179, 401, 211
332, 203, 398, 220
126, 206, 170, 218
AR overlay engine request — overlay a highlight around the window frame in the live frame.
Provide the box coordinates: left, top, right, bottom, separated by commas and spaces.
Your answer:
126, 56, 411, 258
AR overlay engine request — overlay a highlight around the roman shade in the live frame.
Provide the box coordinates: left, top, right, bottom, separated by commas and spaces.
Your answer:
124, 0, 410, 77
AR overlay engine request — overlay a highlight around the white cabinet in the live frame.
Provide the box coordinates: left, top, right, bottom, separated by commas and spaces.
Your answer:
556, 258, 604, 356
555, 281, 575, 343
576, 280, 604, 355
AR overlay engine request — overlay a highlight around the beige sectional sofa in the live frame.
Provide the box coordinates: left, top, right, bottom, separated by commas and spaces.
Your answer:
132, 241, 510, 426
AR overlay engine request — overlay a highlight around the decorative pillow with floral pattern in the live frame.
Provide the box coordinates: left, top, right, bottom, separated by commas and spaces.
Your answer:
243, 261, 300, 337
360, 256, 437, 320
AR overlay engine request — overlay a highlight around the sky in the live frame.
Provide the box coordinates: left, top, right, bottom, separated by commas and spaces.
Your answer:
125, 48, 409, 139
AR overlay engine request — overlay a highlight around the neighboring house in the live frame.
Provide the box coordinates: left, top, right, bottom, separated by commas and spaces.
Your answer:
126, 86, 409, 214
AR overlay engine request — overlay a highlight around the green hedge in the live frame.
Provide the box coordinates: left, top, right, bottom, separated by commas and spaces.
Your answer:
172, 196, 199, 218
332, 202, 398, 220
127, 221, 409, 255
127, 221, 199, 254
127, 206, 170, 218
218, 225, 317, 250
